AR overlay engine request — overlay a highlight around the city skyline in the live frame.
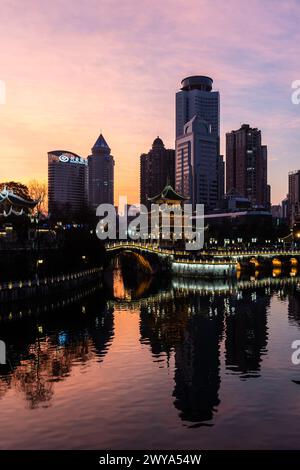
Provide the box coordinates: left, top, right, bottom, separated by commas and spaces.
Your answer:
1, 0, 300, 205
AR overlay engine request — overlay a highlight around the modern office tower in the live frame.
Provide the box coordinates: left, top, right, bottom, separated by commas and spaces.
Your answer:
175, 75, 224, 211
175, 115, 224, 211
88, 134, 114, 211
48, 150, 88, 216
226, 124, 269, 208
176, 76, 220, 139
140, 137, 175, 209
288, 170, 300, 226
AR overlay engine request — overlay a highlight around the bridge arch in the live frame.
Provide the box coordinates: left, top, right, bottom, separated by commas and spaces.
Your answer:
108, 249, 154, 274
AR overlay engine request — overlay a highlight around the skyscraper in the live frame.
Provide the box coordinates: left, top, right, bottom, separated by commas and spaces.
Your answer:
176, 76, 220, 139
140, 137, 175, 209
175, 116, 224, 211
175, 76, 224, 211
226, 124, 269, 209
48, 150, 88, 217
288, 170, 300, 226
88, 134, 114, 211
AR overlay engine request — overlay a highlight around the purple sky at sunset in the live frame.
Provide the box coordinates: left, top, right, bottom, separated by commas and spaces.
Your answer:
1, 0, 300, 204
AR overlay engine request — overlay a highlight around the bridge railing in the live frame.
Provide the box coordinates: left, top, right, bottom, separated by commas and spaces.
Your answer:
105, 241, 187, 257
105, 241, 300, 258
105, 242, 237, 265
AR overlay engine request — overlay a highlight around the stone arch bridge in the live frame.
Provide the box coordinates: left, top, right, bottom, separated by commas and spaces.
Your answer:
105, 242, 300, 278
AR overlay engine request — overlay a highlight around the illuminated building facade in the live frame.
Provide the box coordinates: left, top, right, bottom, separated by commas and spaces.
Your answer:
48, 150, 88, 216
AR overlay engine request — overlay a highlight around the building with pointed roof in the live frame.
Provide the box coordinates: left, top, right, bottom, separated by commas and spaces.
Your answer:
91, 134, 111, 153
88, 133, 115, 211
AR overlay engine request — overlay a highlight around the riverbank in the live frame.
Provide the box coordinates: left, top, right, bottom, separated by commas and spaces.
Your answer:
0, 267, 103, 302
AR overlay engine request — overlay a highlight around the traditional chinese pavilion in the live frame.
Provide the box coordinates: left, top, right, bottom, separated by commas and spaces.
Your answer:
0, 186, 38, 217
147, 184, 188, 248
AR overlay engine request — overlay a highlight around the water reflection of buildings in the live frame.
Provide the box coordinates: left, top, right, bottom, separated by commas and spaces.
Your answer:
140, 293, 224, 425
288, 283, 300, 327
0, 290, 114, 408
225, 289, 269, 378
2, 269, 299, 423
173, 296, 224, 425
136, 276, 289, 426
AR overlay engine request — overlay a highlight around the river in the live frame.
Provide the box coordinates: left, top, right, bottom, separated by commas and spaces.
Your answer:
0, 269, 300, 449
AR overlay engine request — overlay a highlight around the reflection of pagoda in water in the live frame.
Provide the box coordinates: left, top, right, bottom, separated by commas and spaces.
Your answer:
0, 291, 114, 408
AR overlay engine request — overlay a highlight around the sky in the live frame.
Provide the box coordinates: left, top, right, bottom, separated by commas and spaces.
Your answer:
0, 0, 300, 204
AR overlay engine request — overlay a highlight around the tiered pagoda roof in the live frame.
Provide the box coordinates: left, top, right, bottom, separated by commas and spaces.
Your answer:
148, 184, 187, 204
0, 187, 38, 217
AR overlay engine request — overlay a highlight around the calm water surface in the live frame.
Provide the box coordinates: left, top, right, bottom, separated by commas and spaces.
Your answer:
1, 270, 300, 449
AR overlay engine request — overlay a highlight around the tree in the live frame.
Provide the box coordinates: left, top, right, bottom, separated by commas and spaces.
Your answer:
0, 181, 32, 201
27, 179, 48, 215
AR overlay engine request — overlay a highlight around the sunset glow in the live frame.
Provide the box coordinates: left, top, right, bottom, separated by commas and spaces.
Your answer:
1, 0, 300, 204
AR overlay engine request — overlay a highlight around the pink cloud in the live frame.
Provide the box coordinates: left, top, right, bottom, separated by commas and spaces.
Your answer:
0, 0, 299, 203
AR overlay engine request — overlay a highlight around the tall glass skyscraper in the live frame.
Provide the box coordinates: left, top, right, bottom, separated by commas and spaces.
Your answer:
48, 150, 88, 217
176, 76, 220, 139
175, 76, 224, 211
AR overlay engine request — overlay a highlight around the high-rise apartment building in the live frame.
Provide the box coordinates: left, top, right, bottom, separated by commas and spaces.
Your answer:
140, 137, 175, 209
226, 124, 269, 209
175, 76, 224, 211
48, 150, 88, 216
288, 170, 300, 226
88, 134, 114, 211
